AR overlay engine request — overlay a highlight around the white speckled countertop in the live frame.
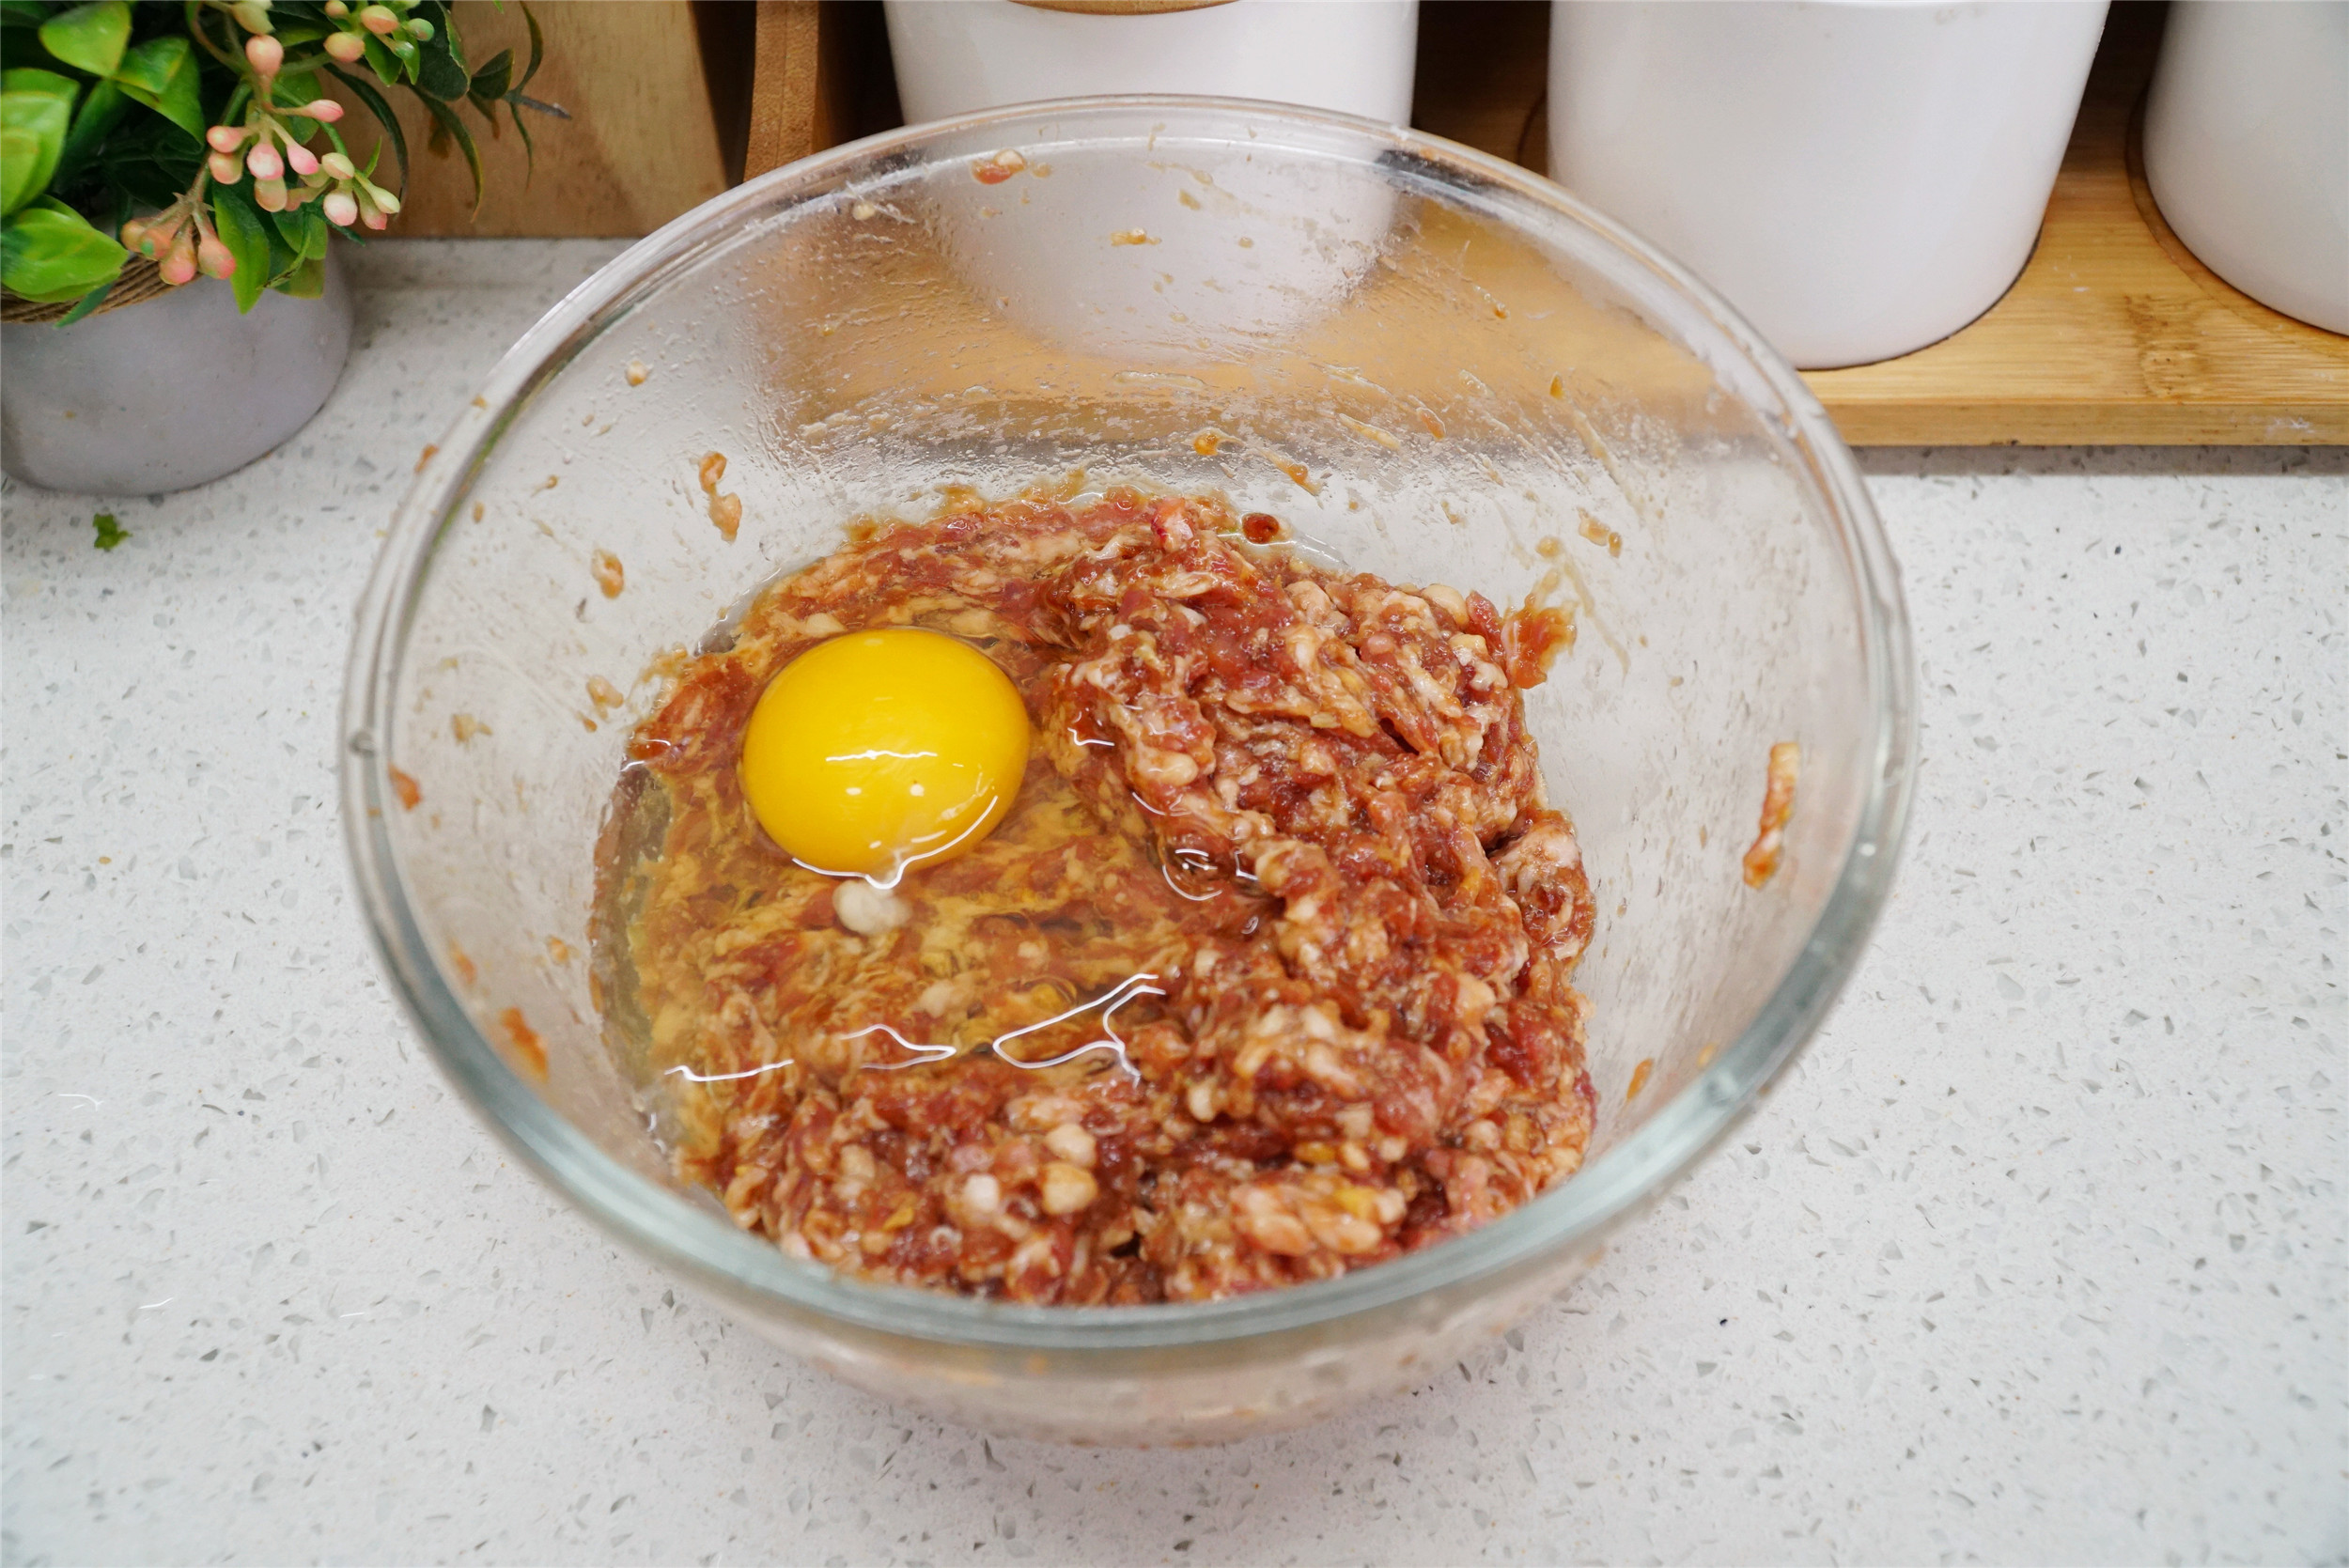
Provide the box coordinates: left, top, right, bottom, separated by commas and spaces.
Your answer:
4, 241, 2342, 1567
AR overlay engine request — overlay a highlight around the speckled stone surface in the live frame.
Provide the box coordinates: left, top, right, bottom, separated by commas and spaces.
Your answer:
4, 241, 2342, 1567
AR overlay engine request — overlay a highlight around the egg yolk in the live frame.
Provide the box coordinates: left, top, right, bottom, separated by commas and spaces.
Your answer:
739, 628, 1031, 882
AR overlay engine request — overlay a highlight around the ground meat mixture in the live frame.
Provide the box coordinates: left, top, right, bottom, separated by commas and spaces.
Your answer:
599, 488, 1596, 1304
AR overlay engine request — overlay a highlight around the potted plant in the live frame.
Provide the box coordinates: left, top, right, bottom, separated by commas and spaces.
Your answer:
0, 0, 554, 494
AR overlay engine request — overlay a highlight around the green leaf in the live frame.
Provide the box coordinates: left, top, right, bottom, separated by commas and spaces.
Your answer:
413, 88, 477, 213
360, 30, 412, 84
209, 180, 272, 312
277, 249, 321, 297
36, 1, 128, 80
411, 23, 467, 101
111, 35, 200, 141
90, 101, 201, 209
5, 67, 81, 107
465, 47, 509, 109
50, 71, 123, 186
420, 2, 463, 73
0, 196, 123, 301
268, 200, 319, 258
91, 511, 126, 550
262, 204, 293, 276
506, 93, 532, 174
271, 66, 322, 110
54, 269, 113, 322
0, 3, 53, 28
323, 61, 404, 192
514, 2, 542, 92
2, 67, 76, 214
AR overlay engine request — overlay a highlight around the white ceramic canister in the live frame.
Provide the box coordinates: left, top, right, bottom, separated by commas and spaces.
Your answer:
883, 0, 1420, 127
2143, 0, 2348, 335
1, 253, 352, 496
1548, 0, 2108, 369
886, 2, 1416, 368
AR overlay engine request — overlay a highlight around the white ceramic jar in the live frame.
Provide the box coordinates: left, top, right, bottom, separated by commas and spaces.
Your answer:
883, 0, 1420, 126
879, 2, 1416, 370
1547, 0, 2109, 369
2143, 0, 2348, 335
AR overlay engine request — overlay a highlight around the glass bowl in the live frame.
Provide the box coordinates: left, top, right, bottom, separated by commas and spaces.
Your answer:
341, 98, 1914, 1445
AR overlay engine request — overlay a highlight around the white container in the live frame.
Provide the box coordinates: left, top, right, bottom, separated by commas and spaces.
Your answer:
2143, 0, 2349, 335
1, 255, 352, 496
879, 0, 1418, 369
1547, 0, 2108, 369
883, 0, 1419, 126
918, 102, 1402, 368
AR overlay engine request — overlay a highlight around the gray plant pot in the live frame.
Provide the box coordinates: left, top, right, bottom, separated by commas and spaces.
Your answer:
1, 249, 352, 496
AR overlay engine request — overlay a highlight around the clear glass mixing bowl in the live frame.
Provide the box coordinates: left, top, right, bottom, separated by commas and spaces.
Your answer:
342, 99, 1914, 1445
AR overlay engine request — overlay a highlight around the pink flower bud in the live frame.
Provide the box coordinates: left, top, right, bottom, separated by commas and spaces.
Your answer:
118, 217, 148, 250
324, 0, 348, 14
285, 143, 319, 177
362, 206, 387, 231
359, 6, 397, 36
244, 34, 283, 77
405, 17, 433, 40
137, 219, 179, 258
208, 150, 243, 184
320, 151, 356, 180
368, 187, 401, 216
206, 124, 243, 154
246, 143, 284, 181
255, 177, 288, 212
324, 30, 366, 62
324, 190, 359, 226
198, 235, 237, 279
160, 248, 199, 286
302, 100, 344, 124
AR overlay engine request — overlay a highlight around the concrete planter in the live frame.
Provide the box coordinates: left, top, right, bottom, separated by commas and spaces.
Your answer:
1, 251, 352, 496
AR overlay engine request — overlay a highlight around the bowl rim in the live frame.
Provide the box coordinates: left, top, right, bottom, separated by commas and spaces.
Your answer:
341, 94, 1916, 1354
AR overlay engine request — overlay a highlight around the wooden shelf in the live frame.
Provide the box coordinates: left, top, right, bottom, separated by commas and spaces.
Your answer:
729, 1, 2349, 445
1411, 1, 2349, 445
381, 3, 2347, 444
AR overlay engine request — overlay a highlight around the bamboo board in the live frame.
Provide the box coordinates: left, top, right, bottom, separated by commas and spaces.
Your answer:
1411, 1, 2349, 445
350, 3, 2348, 449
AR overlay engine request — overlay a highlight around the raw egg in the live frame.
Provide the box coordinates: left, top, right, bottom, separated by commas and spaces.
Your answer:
739, 628, 1030, 881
